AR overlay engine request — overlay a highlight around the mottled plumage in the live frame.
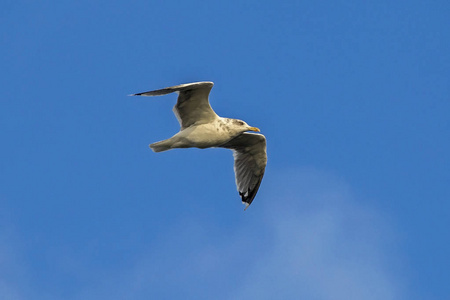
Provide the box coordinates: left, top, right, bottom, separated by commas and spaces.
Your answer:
130, 81, 267, 209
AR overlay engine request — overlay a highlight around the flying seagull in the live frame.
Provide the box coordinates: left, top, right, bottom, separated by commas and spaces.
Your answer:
130, 81, 267, 210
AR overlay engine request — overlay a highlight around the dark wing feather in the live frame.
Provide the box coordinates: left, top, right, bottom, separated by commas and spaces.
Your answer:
221, 133, 267, 209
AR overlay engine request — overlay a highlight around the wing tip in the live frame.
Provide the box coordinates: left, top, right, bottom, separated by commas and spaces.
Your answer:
241, 192, 254, 211
239, 172, 265, 211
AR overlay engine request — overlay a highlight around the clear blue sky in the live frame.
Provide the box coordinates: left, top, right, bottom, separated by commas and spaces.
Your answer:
1, 1, 449, 299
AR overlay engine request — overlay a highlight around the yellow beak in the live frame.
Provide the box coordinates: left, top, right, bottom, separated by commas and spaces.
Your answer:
249, 127, 260, 132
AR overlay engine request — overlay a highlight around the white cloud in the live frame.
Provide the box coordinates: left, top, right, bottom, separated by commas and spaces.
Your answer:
0, 226, 26, 300
74, 167, 406, 300
231, 168, 403, 300
0, 167, 401, 300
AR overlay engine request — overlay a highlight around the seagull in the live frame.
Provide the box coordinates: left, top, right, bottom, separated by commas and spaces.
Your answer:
130, 81, 267, 210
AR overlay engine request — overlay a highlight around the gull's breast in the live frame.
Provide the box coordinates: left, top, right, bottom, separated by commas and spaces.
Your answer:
182, 123, 234, 149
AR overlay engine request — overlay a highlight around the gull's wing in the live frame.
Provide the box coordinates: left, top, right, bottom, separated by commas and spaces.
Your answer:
221, 133, 267, 210
131, 81, 219, 129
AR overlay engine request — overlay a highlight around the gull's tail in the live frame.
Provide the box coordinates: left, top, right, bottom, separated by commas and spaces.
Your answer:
149, 140, 172, 152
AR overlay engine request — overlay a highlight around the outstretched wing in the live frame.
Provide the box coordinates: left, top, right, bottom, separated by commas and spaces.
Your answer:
131, 81, 219, 129
221, 133, 267, 210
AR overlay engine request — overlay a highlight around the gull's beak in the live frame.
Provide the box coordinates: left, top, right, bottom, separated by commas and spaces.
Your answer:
249, 127, 260, 132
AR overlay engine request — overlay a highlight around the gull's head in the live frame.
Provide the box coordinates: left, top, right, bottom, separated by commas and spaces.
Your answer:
231, 119, 260, 133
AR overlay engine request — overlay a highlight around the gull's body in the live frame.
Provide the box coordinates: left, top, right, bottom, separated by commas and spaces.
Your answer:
131, 81, 267, 209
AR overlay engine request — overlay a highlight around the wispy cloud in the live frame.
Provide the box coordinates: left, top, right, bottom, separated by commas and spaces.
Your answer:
231, 168, 404, 299
74, 167, 406, 300
0, 224, 25, 300
1, 168, 406, 300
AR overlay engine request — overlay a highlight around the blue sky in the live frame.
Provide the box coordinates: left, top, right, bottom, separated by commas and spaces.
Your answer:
1, 0, 449, 299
